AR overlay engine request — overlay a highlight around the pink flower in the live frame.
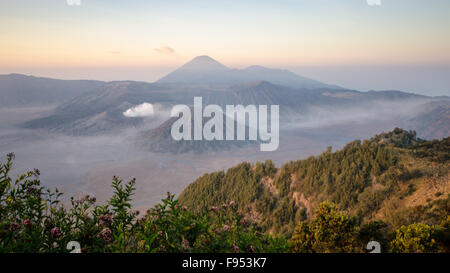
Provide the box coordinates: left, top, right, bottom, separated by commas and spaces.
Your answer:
98, 214, 113, 227
181, 239, 190, 250
7, 152, 15, 160
222, 225, 230, 232
80, 194, 90, 203
23, 219, 32, 229
10, 222, 19, 231
228, 201, 236, 207
248, 245, 255, 253
232, 244, 239, 253
210, 206, 219, 214
97, 228, 112, 242
51, 227, 62, 239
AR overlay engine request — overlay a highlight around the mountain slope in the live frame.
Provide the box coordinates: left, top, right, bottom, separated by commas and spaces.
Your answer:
21, 79, 331, 135
140, 113, 258, 154
0, 74, 104, 107
408, 100, 450, 140
178, 129, 450, 235
23, 81, 174, 135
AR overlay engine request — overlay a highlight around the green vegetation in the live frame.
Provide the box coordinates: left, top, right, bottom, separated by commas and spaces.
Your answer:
370, 127, 419, 147
411, 137, 450, 163
1, 128, 448, 253
179, 129, 449, 251
288, 201, 448, 253
389, 223, 440, 253
289, 202, 359, 253
0, 153, 286, 253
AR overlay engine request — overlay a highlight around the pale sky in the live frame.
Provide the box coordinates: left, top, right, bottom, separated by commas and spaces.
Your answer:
1, 0, 449, 95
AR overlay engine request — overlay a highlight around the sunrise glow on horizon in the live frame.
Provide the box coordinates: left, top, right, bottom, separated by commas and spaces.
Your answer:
1, 0, 450, 95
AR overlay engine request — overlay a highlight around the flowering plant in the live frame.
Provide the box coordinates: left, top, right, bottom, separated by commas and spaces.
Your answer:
0, 154, 287, 253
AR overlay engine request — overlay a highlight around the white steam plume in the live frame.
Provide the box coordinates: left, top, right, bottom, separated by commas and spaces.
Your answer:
123, 103, 154, 117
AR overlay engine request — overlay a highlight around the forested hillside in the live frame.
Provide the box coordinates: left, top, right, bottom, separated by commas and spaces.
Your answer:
179, 128, 449, 239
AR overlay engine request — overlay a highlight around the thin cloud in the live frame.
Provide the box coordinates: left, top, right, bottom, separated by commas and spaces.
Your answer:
366, 0, 381, 6
154, 46, 175, 55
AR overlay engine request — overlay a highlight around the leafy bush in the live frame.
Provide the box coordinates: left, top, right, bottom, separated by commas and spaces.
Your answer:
289, 202, 359, 253
411, 137, 450, 163
389, 223, 440, 253
135, 194, 288, 253
0, 154, 287, 253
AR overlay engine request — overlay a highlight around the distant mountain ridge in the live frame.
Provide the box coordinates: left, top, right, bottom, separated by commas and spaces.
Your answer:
0, 74, 104, 107
157, 56, 340, 89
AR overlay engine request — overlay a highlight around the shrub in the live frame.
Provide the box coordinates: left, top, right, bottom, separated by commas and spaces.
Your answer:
290, 202, 359, 253
0, 154, 287, 253
389, 223, 439, 253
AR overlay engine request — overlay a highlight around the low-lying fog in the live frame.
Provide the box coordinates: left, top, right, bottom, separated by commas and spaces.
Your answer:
285, 99, 431, 129
0, 100, 431, 209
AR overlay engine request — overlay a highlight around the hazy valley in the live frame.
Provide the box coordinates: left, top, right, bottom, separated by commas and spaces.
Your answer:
0, 56, 449, 210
